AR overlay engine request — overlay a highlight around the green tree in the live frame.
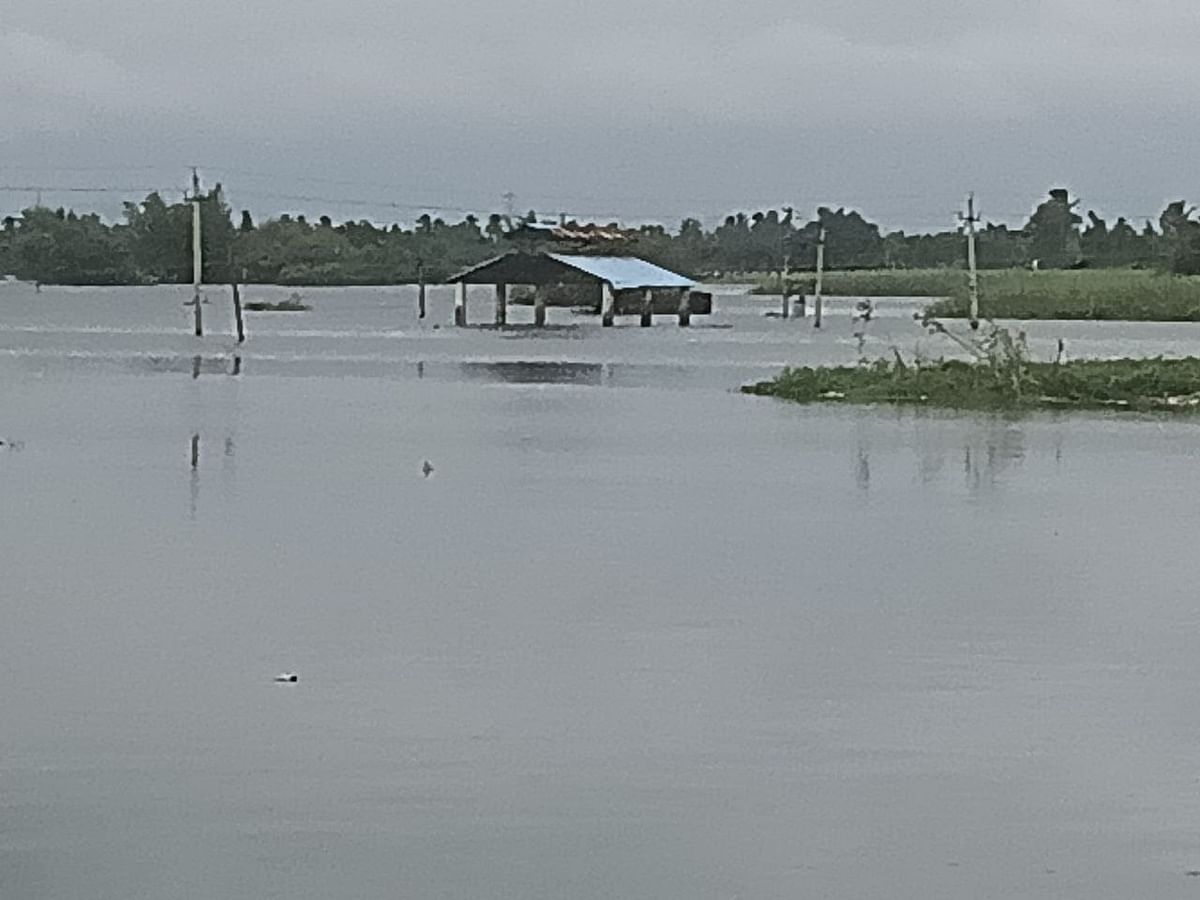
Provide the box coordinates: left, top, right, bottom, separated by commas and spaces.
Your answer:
1024, 189, 1082, 269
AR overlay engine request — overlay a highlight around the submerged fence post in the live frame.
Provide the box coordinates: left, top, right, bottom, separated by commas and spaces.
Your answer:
231, 274, 246, 344
417, 262, 426, 319
641, 288, 653, 327
454, 282, 467, 327
534, 289, 547, 327
601, 282, 615, 327
495, 283, 507, 326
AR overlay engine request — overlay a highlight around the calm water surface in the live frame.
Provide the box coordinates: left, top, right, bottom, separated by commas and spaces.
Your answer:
3, 284, 1200, 899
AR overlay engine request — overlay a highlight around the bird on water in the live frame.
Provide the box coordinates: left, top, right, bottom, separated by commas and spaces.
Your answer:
274, 673, 298, 683
422, 460, 434, 478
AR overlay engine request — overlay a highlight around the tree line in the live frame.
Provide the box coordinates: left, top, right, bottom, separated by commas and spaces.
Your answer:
3, 187, 1200, 286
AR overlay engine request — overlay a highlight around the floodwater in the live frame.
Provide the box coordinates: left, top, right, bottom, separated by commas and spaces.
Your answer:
4, 282, 1200, 900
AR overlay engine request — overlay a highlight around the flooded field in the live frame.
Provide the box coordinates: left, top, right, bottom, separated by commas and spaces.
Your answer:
4, 283, 1200, 899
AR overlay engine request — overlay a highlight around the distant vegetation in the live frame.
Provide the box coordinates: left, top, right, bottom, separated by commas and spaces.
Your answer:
5, 186, 1200, 289
745, 324, 1200, 412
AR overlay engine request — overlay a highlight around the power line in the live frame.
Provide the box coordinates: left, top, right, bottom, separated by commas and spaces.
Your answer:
0, 184, 179, 195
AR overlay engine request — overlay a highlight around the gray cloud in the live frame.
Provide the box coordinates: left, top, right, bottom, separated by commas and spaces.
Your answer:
1, 0, 1196, 229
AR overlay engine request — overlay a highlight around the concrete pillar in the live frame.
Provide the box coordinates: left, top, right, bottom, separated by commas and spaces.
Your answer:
533, 289, 547, 327
601, 282, 615, 327
640, 288, 653, 327
494, 283, 507, 326
677, 288, 691, 327
454, 282, 467, 327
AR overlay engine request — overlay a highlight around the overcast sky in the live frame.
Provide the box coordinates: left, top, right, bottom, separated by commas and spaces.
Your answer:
1, 0, 1195, 231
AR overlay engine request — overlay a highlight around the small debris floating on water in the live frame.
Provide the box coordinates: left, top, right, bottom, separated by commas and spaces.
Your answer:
422, 460, 434, 478
274, 672, 299, 683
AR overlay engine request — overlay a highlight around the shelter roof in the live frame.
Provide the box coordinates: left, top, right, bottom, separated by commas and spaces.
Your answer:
447, 252, 695, 291
546, 254, 694, 290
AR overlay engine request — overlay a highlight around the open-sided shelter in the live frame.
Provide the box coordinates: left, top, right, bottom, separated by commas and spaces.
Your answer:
446, 251, 708, 327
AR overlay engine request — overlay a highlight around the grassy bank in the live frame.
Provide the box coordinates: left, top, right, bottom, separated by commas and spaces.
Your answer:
925, 269, 1200, 321
753, 268, 966, 298
744, 354, 1200, 412
756, 267, 1200, 321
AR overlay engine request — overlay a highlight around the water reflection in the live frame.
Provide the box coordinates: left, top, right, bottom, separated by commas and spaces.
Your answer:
855, 445, 871, 491
963, 422, 1025, 492
846, 413, 1032, 494
460, 360, 606, 386
135, 355, 243, 378
189, 434, 200, 520
188, 433, 237, 519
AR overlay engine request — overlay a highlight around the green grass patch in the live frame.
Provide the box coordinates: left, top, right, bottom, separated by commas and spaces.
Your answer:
925, 269, 1200, 321
754, 267, 1200, 321
753, 268, 967, 298
744, 355, 1200, 412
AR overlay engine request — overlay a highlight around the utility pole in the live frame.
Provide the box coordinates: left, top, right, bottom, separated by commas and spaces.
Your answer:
417, 259, 426, 319
780, 253, 791, 319
962, 193, 980, 330
813, 226, 826, 329
190, 168, 203, 337
780, 206, 793, 319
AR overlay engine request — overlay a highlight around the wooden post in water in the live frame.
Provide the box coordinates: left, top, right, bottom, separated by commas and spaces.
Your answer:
641, 288, 654, 327
677, 288, 691, 327
192, 190, 204, 337
813, 226, 826, 329
417, 262, 426, 319
601, 282, 615, 327
494, 283, 507, 326
533, 288, 547, 327
231, 267, 246, 344
191, 434, 200, 469
781, 256, 791, 319
454, 282, 467, 326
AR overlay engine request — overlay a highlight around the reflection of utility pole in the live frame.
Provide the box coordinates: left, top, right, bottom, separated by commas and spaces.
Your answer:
189, 433, 200, 520
961, 193, 980, 330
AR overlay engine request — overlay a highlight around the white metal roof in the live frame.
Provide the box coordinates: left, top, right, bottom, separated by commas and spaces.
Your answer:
547, 254, 695, 290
